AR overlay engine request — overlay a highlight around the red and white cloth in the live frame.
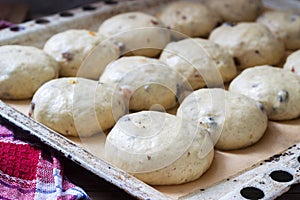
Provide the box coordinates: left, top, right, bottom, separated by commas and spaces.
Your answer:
0, 20, 14, 30
0, 124, 89, 200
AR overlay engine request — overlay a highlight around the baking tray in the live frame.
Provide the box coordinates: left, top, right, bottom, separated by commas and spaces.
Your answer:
1, 0, 300, 199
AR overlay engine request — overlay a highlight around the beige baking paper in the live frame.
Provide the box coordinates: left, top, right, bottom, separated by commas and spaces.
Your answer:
5, 100, 300, 199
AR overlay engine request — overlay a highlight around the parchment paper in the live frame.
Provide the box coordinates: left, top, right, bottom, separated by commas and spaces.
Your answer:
5, 100, 300, 199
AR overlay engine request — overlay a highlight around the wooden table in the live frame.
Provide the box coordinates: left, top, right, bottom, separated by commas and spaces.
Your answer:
62, 155, 300, 200
0, 3, 29, 23
62, 156, 134, 200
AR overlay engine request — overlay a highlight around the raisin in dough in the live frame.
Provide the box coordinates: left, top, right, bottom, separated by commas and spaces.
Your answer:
209, 23, 285, 69
98, 12, 170, 57
257, 11, 300, 50
206, 0, 263, 22
177, 88, 268, 150
30, 78, 126, 137
0, 45, 59, 100
159, 38, 237, 90
284, 49, 300, 76
43, 29, 120, 79
229, 66, 300, 121
158, 1, 221, 40
99, 56, 180, 111
105, 111, 214, 185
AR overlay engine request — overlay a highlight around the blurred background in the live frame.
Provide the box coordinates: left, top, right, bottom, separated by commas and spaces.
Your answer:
0, 0, 100, 23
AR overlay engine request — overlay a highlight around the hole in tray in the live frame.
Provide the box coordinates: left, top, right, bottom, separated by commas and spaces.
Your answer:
297, 156, 300, 163
104, 0, 118, 5
233, 57, 241, 66
223, 22, 237, 27
9, 26, 25, 32
270, 170, 293, 182
240, 187, 264, 199
82, 5, 97, 11
35, 18, 50, 24
59, 12, 74, 17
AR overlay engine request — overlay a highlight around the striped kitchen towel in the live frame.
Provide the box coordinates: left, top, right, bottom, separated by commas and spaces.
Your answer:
0, 20, 14, 30
0, 124, 90, 200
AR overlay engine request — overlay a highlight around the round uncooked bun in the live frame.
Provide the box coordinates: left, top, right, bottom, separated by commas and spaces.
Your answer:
257, 11, 300, 50
229, 65, 300, 121
159, 38, 237, 90
206, 0, 263, 22
30, 77, 126, 137
0, 45, 59, 100
209, 22, 285, 69
158, 1, 221, 40
43, 29, 120, 79
177, 88, 268, 150
99, 56, 180, 111
98, 12, 170, 57
105, 111, 214, 185
284, 49, 300, 76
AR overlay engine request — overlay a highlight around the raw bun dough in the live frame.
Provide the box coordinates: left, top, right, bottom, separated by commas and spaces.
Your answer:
30, 77, 126, 137
99, 56, 180, 111
206, 0, 263, 22
105, 111, 214, 185
284, 49, 300, 76
257, 11, 300, 50
98, 12, 170, 57
209, 23, 285, 69
158, 1, 221, 40
177, 88, 268, 150
229, 65, 300, 121
43, 29, 119, 79
0, 45, 59, 100
159, 38, 237, 90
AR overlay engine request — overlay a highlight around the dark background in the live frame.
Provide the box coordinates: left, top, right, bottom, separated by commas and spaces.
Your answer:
0, 0, 100, 19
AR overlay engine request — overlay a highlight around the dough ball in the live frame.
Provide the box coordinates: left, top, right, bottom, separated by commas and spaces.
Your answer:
98, 12, 170, 57
0, 45, 59, 100
99, 56, 180, 111
30, 77, 126, 137
177, 88, 268, 150
206, 0, 263, 22
159, 38, 237, 90
158, 1, 221, 40
257, 11, 300, 50
209, 22, 285, 69
284, 49, 300, 76
229, 65, 300, 121
43, 29, 119, 79
105, 111, 214, 185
